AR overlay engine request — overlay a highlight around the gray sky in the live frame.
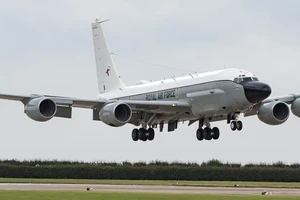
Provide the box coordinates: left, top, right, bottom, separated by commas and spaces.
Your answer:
0, 0, 300, 164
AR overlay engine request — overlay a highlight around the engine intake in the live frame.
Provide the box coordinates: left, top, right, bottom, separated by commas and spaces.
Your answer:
99, 102, 132, 127
257, 101, 289, 125
25, 97, 57, 122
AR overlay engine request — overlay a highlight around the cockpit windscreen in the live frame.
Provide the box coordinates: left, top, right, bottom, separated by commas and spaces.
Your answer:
233, 77, 259, 83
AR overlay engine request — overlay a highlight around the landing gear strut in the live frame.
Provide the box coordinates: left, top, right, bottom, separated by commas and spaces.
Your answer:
196, 119, 220, 141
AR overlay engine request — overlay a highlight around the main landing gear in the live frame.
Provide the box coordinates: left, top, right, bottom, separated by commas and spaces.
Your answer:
196, 119, 220, 141
132, 128, 155, 142
196, 127, 220, 141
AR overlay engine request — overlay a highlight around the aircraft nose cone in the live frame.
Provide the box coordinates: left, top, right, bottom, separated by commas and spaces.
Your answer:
242, 81, 272, 103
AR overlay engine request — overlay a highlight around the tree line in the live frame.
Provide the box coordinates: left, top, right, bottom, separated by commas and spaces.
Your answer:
0, 159, 299, 182
0, 159, 299, 168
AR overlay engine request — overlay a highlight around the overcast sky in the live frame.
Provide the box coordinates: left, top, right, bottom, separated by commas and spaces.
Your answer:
0, 0, 300, 164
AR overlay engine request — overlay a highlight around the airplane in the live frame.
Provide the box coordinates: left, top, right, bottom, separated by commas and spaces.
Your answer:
1, 18, 299, 142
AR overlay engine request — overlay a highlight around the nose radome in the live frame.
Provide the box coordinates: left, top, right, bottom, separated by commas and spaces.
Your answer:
242, 81, 272, 103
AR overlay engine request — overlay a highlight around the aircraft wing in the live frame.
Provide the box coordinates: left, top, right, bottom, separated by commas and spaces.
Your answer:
0, 93, 191, 118
244, 94, 300, 117
0, 93, 106, 109
262, 94, 300, 105
0, 94, 31, 102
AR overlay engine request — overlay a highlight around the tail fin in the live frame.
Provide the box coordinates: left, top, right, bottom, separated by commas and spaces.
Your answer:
91, 19, 126, 93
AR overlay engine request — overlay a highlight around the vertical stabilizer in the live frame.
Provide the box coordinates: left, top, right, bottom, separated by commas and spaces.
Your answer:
91, 19, 126, 93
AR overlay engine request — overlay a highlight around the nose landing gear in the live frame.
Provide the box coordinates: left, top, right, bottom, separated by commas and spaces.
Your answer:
230, 120, 243, 131
229, 114, 243, 131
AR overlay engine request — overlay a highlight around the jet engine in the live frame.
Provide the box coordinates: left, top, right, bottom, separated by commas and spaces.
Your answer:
99, 102, 132, 127
24, 97, 57, 122
257, 101, 290, 125
291, 98, 300, 118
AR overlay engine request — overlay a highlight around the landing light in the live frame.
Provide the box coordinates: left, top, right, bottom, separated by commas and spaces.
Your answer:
172, 103, 177, 107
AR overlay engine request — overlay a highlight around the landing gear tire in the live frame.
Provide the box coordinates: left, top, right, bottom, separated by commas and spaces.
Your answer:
230, 121, 237, 131
132, 128, 139, 141
138, 128, 147, 141
212, 127, 220, 140
196, 128, 204, 141
148, 128, 155, 141
236, 121, 243, 131
204, 127, 212, 140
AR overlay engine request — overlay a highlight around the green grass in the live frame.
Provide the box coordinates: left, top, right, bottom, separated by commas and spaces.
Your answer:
0, 191, 298, 200
1, 178, 300, 188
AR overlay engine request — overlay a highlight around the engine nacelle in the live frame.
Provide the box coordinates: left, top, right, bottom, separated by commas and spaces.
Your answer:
24, 97, 57, 122
291, 98, 300, 118
257, 101, 290, 125
99, 102, 132, 127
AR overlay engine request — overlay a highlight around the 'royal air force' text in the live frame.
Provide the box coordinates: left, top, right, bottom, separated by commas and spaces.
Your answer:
146, 90, 177, 100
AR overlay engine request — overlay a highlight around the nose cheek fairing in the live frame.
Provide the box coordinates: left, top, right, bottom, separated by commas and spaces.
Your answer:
242, 81, 272, 103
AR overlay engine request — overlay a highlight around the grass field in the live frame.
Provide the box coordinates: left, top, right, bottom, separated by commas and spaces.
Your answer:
1, 178, 300, 188
0, 191, 298, 200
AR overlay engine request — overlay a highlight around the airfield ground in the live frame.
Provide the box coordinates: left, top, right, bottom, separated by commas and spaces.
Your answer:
1, 179, 300, 199
0, 191, 299, 200
0, 182, 300, 196
1, 178, 300, 188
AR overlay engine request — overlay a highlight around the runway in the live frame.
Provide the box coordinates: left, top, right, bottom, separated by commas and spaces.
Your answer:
0, 183, 300, 195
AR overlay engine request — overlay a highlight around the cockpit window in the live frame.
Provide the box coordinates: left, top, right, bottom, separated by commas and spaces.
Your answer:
233, 78, 242, 83
233, 77, 259, 83
243, 77, 252, 82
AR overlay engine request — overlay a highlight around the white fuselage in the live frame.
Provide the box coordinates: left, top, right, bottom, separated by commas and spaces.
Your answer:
98, 68, 255, 122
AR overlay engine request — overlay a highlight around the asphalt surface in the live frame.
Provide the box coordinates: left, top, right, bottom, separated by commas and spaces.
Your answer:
0, 183, 300, 195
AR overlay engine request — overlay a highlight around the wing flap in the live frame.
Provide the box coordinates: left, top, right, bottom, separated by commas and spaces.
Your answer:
55, 106, 72, 118
72, 99, 107, 109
